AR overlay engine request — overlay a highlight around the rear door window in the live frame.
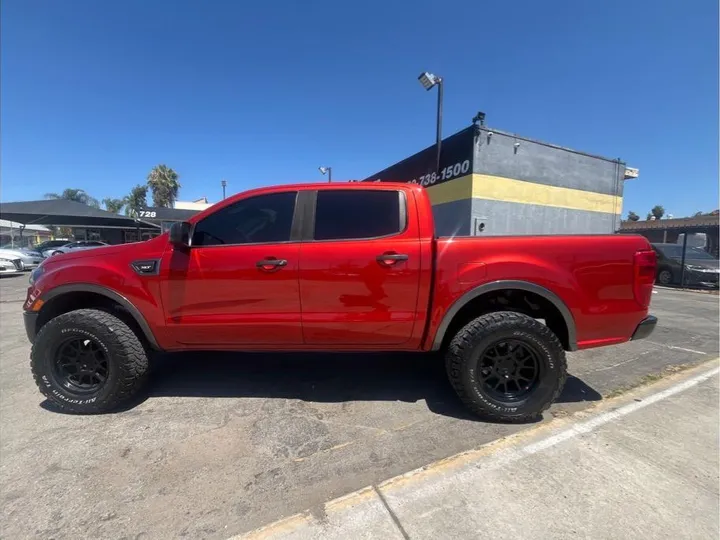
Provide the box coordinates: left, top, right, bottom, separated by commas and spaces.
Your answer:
313, 190, 403, 241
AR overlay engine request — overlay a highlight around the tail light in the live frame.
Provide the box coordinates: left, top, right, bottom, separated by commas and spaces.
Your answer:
633, 250, 656, 308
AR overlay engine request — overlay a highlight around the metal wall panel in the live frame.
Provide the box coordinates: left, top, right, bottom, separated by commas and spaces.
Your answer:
470, 198, 621, 236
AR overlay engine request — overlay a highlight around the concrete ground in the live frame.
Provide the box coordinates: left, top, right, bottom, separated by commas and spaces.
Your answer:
239, 363, 719, 540
0, 274, 718, 539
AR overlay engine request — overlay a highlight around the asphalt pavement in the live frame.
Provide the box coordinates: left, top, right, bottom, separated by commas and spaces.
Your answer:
0, 274, 718, 539
238, 362, 719, 540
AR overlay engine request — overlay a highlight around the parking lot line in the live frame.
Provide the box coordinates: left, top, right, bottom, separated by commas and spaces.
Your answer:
233, 359, 720, 540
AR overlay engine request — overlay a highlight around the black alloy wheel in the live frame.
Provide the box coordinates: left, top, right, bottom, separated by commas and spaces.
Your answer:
477, 339, 541, 401
444, 311, 567, 423
53, 337, 109, 394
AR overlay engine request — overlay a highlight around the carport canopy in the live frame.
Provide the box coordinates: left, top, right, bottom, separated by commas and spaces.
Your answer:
0, 199, 160, 228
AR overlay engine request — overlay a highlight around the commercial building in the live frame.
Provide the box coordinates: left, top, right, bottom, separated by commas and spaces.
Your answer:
0, 219, 52, 247
363, 123, 637, 237
0, 198, 216, 245
619, 214, 720, 257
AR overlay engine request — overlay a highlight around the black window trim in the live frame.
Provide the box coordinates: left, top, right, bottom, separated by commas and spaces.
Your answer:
188, 190, 303, 248
303, 189, 408, 243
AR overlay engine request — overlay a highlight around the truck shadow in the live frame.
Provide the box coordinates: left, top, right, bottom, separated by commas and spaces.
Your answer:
144, 351, 602, 422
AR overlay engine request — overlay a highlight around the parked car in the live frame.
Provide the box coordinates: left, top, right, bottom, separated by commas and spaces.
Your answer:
0, 247, 44, 269
44, 241, 109, 257
651, 243, 720, 288
33, 240, 72, 255
0, 255, 23, 275
23, 183, 657, 420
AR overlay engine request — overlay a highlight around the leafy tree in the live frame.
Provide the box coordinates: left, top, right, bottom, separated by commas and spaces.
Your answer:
147, 164, 180, 208
124, 184, 149, 217
45, 188, 99, 208
646, 212, 654, 220
651, 205, 665, 220
102, 198, 125, 214
694, 211, 705, 217
627, 211, 640, 222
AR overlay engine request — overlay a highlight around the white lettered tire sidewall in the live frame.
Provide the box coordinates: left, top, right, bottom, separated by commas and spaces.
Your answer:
31, 309, 149, 413
445, 311, 567, 422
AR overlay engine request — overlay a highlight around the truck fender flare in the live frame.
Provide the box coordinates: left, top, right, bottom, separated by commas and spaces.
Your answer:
42, 284, 161, 350
431, 280, 577, 351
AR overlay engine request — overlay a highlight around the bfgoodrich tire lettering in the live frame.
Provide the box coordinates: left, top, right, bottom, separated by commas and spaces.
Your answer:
31, 308, 149, 414
445, 311, 567, 422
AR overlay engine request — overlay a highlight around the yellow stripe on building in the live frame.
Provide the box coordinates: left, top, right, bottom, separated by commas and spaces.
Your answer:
426, 175, 473, 205
426, 173, 622, 214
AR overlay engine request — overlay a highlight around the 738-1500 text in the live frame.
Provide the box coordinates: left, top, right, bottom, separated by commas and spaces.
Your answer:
409, 160, 470, 187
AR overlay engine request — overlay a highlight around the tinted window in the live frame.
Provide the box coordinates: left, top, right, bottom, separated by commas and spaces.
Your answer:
656, 245, 716, 260
192, 191, 297, 246
314, 190, 402, 240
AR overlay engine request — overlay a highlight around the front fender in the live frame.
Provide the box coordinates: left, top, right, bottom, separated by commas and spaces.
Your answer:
31, 259, 165, 350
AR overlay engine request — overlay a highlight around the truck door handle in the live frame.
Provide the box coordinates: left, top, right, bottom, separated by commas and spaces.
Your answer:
256, 258, 287, 272
376, 253, 409, 266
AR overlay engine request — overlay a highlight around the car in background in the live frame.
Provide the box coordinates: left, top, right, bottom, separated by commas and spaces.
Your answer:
44, 241, 109, 257
33, 240, 71, 255
651, 243, 720, 288
0, 246, 44, 270
0, 255, 23, 275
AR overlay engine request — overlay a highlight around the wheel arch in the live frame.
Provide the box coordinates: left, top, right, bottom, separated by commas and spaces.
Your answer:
36, 284, 161, 350
431, 280, 577, 352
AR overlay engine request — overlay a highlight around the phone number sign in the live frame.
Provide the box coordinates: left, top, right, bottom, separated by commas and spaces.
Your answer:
362, 126, 475, 187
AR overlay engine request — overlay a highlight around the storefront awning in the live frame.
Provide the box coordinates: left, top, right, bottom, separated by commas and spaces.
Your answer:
0, 200, 160, 229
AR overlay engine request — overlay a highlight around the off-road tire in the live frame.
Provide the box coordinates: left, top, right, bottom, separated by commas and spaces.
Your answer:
445, 311, 567, 423
31, 308, 149, 414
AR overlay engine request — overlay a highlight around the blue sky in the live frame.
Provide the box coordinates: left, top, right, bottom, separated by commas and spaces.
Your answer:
1, 0, 717, 218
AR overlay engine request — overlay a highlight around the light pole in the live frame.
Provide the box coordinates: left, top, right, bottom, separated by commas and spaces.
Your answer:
221, 179, 227, 199
418, 71, 443, 174
319, 166, 332, 182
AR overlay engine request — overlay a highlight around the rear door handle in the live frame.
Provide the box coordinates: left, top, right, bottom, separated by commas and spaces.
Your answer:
376, 253, 409, 266
256, 258, 288, 272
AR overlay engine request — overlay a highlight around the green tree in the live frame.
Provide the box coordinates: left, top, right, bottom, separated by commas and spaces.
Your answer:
124, 185, 149, 217
627, 211, 640, 222
102, 198, 125, 214
651, 205, 665, 220
646, 212, 653, 220
147, 164, 180, 207
45, 188, 99, 208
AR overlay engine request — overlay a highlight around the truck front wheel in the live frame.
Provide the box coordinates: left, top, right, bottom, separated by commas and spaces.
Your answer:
445, 311, 567, 422
31, 308, 149, 414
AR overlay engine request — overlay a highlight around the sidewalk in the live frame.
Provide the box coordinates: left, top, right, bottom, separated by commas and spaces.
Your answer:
237, 362, 720, 540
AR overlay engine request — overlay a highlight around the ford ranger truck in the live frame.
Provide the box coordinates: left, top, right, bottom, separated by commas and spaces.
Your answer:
24, 183, 658, 421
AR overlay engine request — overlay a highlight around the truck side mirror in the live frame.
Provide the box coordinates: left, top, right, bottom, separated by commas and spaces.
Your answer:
169, 221, 191, 247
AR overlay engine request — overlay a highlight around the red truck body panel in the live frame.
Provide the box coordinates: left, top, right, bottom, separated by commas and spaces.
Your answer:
26, 183, 655, 354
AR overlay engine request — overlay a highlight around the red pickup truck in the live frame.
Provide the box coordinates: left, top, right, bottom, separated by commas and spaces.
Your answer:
24, 183, 657, 421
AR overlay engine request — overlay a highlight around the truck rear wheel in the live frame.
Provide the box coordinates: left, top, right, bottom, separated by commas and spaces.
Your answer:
445, 311, 567, 422
31, 308, 149, 414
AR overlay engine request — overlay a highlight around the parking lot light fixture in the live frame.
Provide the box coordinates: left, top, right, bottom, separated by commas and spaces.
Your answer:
319, 166, 332, 182
417, 71, 444, 174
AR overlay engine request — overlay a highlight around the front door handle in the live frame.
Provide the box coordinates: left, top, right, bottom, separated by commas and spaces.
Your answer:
376, 253, 409, 266
256, 258, 288, 272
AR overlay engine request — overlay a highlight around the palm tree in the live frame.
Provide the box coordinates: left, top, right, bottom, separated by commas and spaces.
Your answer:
103, 198, 125, 214
45, 188, 99, 208
147, 165, 180, 208
124, 185, 149, 217
651, 205, 665, 220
